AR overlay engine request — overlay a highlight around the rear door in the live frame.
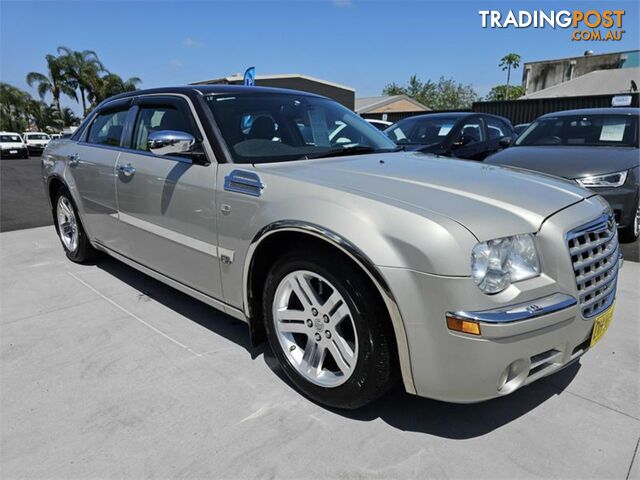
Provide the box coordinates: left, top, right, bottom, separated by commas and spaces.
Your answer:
113, 95, 222, 298
65, 99, 132, 247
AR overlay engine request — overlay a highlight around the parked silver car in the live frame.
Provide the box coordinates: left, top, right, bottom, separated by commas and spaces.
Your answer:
42, 86, 621, 409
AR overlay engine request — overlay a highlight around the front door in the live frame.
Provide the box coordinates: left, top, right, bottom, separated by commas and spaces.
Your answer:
114, 96, 222, 299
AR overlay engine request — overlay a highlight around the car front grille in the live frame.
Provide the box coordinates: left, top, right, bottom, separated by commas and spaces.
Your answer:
567, 213, 619, 318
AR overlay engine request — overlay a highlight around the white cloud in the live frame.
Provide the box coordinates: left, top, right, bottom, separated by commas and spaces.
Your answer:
183, 37, 200, 47
169, 59, 184, 68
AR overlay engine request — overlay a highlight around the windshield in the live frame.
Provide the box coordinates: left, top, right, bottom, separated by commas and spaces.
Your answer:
385, 116, 459, 145
1, 135, 22, 142
205, 93, 397, 163
26, 134, 49, 140
515, 114, 639, 148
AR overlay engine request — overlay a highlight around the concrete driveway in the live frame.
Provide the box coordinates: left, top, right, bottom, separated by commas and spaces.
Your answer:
1, 226, 639, 479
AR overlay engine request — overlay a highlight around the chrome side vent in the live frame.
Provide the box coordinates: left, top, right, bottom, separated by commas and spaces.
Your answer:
224, 170, 265, 197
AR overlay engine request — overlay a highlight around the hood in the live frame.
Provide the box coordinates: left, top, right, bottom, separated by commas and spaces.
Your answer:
255, 152, 591, 241
1, 141, 25, 147
485, 145, 639, 178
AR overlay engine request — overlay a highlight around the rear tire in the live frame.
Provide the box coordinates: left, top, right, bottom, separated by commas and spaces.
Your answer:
53, 187, 99, 263
262, 248, 397, 409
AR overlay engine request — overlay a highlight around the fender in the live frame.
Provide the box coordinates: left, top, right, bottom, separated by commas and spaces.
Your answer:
243, 220, 417, 395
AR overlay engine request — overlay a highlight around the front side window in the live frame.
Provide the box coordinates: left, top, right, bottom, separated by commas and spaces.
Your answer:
205, 93, 397, 163
87, 109, 128, 146
132, 105, 198, 152
385, 116, 460, 145
515, 114, 639, 147
485, 117, 511, 139
456, 119, 484, 144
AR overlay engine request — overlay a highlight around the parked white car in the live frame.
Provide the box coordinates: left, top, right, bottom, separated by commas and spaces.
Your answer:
23, 132, 51, 155
0, 131, 29, 159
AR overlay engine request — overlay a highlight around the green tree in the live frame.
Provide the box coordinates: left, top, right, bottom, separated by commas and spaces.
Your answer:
89, 73, 142, 106
57, 46, 106, 115
0, 83, 31, 131
499, 53, 521, 100
25, 54, 77, 123
383, 75, 478, 110
485, 84, 524, 101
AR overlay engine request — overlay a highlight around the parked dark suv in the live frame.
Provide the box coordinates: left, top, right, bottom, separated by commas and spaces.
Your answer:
486, 108, 639, 242
384, 112, 514, 161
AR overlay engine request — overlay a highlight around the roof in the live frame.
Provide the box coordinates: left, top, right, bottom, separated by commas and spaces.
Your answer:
355, 95, 429, 114
522, 67, 640, 99
540, 107, 639, 118
104, 84, 326, 105
524, 49, 639, 66
190, 73, 355, 92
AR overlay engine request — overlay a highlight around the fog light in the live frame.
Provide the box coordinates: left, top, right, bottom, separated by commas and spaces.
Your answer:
446, 316, 481, 335
497, 359, 529, 394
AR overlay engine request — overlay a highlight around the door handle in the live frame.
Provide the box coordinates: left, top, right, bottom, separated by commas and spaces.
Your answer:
118, 163, 136, 177
67, 153, 79, 167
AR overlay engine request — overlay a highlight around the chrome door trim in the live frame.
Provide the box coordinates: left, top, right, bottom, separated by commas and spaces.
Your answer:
118, 212, 221, 257
243, 220, 417, 394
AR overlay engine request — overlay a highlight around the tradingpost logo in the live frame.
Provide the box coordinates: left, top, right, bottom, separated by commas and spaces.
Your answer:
479, 9, 625, 41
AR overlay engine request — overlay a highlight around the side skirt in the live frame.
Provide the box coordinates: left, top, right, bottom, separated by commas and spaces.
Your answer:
93, 241, 247, 322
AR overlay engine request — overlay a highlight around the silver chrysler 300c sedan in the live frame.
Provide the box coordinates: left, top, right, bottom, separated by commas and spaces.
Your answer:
42, 86, 621, 409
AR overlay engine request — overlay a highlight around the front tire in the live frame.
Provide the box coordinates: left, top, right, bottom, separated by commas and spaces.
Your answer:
53, 188, 98, 263
262, 248, 397, 409
619, 202, 639, 243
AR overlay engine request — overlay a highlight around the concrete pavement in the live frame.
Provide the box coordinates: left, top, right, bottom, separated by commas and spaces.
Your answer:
1, 226, 639, 479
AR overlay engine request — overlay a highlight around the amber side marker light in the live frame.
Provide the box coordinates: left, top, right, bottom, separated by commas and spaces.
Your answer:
446, 315, 481, 335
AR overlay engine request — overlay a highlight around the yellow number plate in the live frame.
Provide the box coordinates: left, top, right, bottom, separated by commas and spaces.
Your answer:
590, 303, 615, 347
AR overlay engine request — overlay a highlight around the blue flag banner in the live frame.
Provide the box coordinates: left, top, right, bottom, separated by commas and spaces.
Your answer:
243, 66, 255, 86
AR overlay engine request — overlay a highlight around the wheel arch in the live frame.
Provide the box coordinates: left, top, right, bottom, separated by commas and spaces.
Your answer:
243, 220, 416, 394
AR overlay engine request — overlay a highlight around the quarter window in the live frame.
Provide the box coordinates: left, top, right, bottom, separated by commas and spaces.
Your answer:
132, 104, 197, 152
87, 109, 128, 146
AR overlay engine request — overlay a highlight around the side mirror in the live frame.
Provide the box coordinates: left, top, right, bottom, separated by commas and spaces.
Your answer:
451, 134, 470, 149
148, 130, 196, 156
499, 136, 513, 148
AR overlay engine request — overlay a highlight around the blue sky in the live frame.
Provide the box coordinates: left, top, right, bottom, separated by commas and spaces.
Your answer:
1, 0, 638, 114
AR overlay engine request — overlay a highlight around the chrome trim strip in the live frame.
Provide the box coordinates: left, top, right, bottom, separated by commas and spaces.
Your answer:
449, 293, 578, 324
118, 212, 219, 257
224, 170, 265, 197
242, 220, 417, 395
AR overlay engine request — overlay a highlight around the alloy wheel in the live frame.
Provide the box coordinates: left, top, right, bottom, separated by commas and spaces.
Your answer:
56, 196, 79, 252
272, 270, 358, 387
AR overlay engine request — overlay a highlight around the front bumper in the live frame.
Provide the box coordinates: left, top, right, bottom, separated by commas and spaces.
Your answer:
382, 196, 620, 403
1, 147, 28, 158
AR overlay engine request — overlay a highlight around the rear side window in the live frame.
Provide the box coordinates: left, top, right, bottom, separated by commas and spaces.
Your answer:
87, 109, 129, 146
132, 103, 198, 152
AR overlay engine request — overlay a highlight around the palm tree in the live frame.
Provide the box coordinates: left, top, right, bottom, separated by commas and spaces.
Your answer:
499, 53, 521, 100
89, 73, 142, 106
0, 82, 31, 131
26, 54, 77, 123
57, 46, 106, 115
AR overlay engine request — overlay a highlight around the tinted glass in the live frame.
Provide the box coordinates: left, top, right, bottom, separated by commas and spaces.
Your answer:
485, 117, 511, 139
132, 105, 197, 151
385, 116, 459, 145
205, 93, 396, 163
87, 109, 128, 146
457, 119, 484, 143
515, 114, 639, 147
1, 135, 22, 142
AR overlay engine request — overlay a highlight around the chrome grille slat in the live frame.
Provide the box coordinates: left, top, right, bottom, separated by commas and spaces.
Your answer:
566, 214, 619, 318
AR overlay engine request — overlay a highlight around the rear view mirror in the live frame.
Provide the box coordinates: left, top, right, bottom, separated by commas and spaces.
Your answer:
499, 136, 513, 148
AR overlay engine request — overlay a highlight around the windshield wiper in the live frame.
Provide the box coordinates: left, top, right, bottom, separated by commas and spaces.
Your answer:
305, 145, 378, 160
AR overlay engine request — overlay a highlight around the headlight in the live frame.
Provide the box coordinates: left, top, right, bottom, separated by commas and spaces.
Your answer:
471, 234, 540, 294
576, 170, 628, 188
